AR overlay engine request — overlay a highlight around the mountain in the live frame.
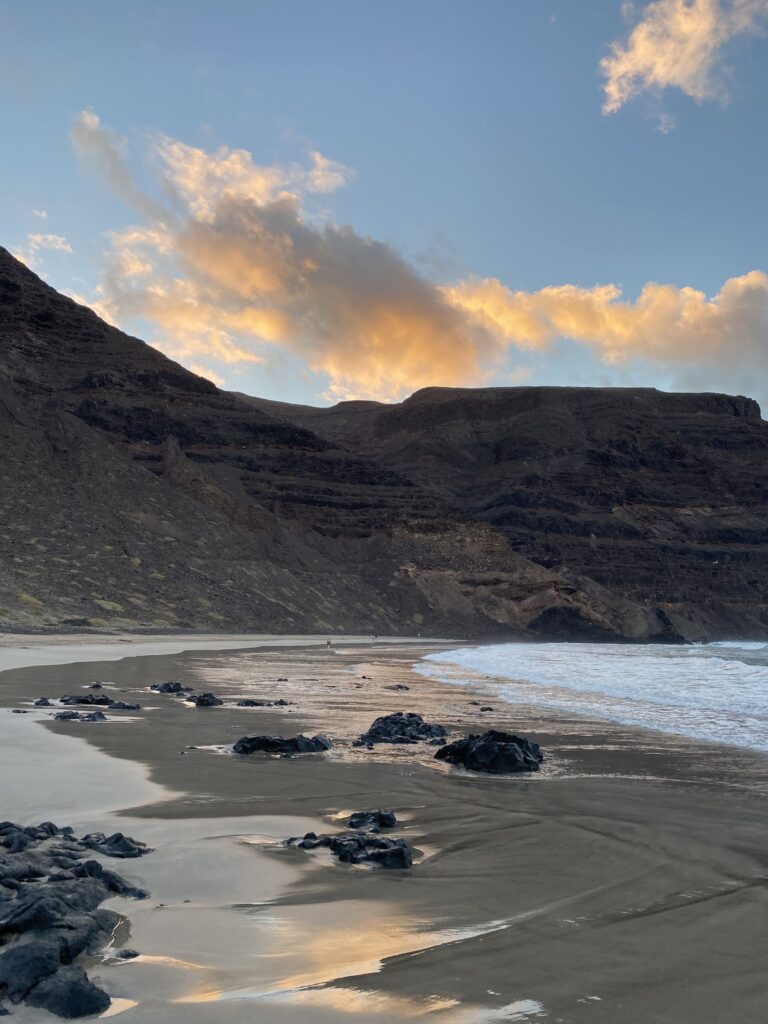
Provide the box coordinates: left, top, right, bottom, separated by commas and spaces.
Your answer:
1, 245, 766, 640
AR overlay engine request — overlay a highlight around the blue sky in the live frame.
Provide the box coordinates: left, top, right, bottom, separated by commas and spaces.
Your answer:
2, 0, 767, 405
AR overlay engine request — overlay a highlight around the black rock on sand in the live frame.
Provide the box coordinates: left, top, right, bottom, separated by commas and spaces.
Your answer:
287, 829, 413, 869
434, 730, 543, 774
347, 810, 396, 830
0, 821, 150, 1018
354, 711, 448, 746
150, 682, 192, 696
232, 734, 331, 756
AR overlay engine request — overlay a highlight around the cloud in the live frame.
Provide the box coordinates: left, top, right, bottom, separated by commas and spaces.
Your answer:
445, 271, 768, 388
13, 232, 73, 269
71, 111, 768, 405
32, 209, 48, 219
601, 0, 768, 115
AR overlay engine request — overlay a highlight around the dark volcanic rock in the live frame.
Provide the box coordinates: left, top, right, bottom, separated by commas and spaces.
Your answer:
347, 810, 397, 830
53, 711, 107, 722
25, 965, 110, 1019
233, 734, 331, 756
434, 730, 543, 774
236, 698, 294, 707
0, 941, 60, 1002
0, 820, 151, 1017
354, 712, 447, 746
59, 695, 112, 707
150, 682, 191, 695
188, 693, 223, 707
81, 832, 151, 859
384, 684, 410, 691
33, 699, 53, 707
287, 830, 413, 869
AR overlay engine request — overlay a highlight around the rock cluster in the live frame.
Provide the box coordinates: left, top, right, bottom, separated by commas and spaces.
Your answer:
232, 734, 331, 756
35, 693, 141, 715
187, 693, 222, 707
53, 711, 106, 723
434, 730, 543, 774
354, 711, 448, 747
287, 829, 413, 869
0, 821, 150, 1018
236, 698, 294, 707
149, 682, 192, 695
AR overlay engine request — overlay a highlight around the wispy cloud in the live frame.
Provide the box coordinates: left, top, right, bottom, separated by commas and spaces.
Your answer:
32, 208, 48, 219
601, 0, 768, 116
14, 232, 73, 269
70, 110, 768, 404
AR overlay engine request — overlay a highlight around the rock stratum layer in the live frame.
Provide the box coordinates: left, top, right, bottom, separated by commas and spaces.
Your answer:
2, 247, 767, 640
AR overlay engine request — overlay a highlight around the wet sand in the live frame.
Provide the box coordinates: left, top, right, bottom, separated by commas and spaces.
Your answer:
1, 638, 767, 1023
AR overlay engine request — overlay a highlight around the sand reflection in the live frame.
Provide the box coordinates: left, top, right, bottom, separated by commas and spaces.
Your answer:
170, 899, 518, 1008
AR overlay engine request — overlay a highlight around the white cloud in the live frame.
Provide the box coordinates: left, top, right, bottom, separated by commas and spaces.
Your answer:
14, 232, 73, 269
32, 209, 48, 219
601, 0, 768, 115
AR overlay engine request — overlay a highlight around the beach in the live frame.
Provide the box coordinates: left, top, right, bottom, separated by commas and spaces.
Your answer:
1, 635, 767, 1023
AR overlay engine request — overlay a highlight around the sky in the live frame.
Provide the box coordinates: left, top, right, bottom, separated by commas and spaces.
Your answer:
2, 0, 768, 407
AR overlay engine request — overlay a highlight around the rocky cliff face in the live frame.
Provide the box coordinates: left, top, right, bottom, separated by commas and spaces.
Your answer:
1, 246, 765, 639
246, 387, 768, 639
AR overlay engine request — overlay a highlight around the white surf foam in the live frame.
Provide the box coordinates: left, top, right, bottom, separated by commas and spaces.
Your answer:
418, 642, 768, 751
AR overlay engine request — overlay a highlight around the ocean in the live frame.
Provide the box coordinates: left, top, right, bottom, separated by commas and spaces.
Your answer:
417, 641, 768, 752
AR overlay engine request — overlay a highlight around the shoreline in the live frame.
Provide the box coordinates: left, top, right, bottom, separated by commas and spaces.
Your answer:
1, 638, 767, 1023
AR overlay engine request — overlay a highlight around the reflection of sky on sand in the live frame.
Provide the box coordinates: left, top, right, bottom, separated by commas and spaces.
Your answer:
167, 898, 535, 1015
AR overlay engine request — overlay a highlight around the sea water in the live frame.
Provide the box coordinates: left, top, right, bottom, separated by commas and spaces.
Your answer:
417, 642, 768, 751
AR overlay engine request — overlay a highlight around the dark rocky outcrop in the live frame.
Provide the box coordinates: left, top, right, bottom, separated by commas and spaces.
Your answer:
0, 821, 149, 1017
434, 730, 543, 773
236, 698, 294, 707
287, 829, 413, 868
187, 693, 223, 707
347, 810, 397, 830
53, 711, 107, 723
150, 682, 192, 695
354, 712, 448, 746
232, 734, 331, 756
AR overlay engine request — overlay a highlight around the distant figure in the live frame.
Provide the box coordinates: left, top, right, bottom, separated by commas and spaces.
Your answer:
326, 638, 332, 649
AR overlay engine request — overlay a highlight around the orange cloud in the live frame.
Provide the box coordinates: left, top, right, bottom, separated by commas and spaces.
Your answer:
71, 111, 768, 404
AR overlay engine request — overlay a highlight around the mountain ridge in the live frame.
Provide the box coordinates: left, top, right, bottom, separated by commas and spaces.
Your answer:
2, 246, 765, 640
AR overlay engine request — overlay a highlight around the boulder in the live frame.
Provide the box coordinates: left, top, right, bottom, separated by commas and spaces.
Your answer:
0, 941, 60, 1002
384, 684, 410, 691
81, 832, 150, 859
236, 698, 294, 707
33, 698, 53, 707
434, 730, 543, 774
233, 734, 331, 756
53, 711, 107, 722
354, 712, 447, 746
188, 693, 222, 707
0, 821, 150, 1016
106, 701, 140, 711
287, 830, 413, 869
59, 695, 112, 707
149, 681, 191, 695
25, 965, 110, 1019
347, 810, 396, 830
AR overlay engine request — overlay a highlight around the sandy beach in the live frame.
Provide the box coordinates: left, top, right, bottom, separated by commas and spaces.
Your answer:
1, 635, 767, 1023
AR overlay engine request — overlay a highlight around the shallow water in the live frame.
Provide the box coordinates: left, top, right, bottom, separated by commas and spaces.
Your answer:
418, 641, 768, 751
